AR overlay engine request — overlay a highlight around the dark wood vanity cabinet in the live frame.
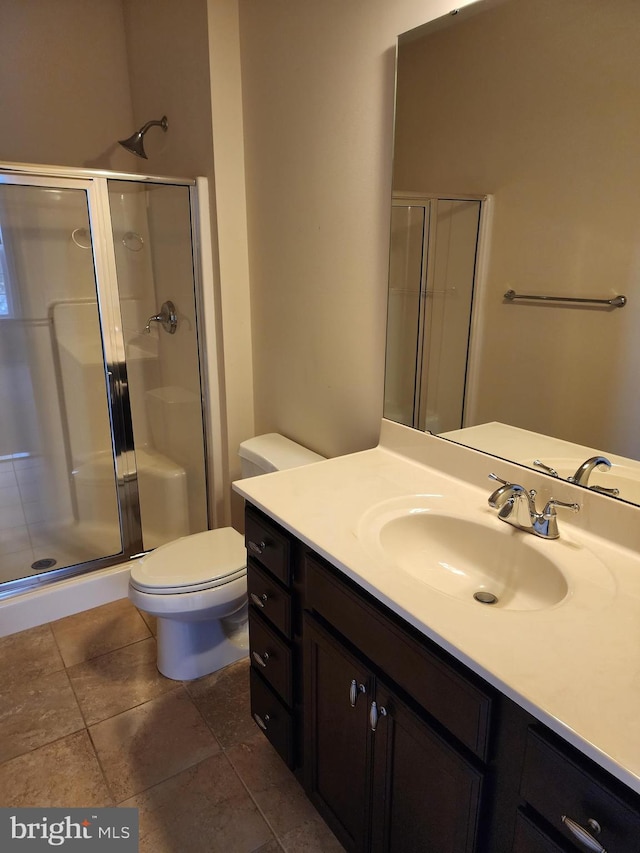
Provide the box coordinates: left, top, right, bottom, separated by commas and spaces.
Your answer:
244, 504, 640, 853
304, 614, 484, 852
303, 553, 487, 852
516, 728, 640, 853
245, 505, 302, 770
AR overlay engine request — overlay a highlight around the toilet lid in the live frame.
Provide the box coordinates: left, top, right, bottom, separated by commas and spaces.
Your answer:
129, 528, 246, 594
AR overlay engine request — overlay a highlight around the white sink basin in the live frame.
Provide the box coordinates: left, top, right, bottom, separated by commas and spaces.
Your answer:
357, 496, 613, 611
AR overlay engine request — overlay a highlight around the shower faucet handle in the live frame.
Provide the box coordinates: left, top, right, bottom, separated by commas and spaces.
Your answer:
144, 300, 177, 334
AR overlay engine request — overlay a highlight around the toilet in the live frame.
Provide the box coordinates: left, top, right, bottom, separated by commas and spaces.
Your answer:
128, 433, 325, 680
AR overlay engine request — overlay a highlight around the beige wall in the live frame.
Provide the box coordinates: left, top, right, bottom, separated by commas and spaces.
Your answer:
0, 0, 134, 171
122, 0, 214, 178
206, 0, 254, 523
237, 0, 474, 459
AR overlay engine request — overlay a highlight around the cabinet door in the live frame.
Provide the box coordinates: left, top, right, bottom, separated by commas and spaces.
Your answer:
371, 681, 484, 853
304, 615, 372, 853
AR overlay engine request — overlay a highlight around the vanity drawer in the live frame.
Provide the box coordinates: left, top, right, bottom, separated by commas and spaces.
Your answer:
248, 561, 292, 639
512, 810, 566, 853
520, 728, 640, 851
304, 553, 492, 760
245, 507, 292, 586
250, 668, 294, 768
249, 610, 293, 706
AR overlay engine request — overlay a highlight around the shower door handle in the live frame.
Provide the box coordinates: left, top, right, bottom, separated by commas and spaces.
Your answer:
145, 300, 177, 334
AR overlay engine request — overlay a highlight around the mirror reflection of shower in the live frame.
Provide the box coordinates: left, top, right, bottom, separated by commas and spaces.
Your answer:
0, 167, 209, 596
384, 195, 484, 433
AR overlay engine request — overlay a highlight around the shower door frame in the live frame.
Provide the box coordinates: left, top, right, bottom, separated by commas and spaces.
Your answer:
0, 163, 215, 599
386, 191, 492, 433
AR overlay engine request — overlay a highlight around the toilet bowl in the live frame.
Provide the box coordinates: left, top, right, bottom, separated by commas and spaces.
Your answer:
128, 433, 325, 680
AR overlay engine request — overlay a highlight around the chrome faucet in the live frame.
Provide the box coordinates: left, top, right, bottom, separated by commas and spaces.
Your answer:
488, 473, 580, 540
569, 456, 619, 495
534, 455, 619, 496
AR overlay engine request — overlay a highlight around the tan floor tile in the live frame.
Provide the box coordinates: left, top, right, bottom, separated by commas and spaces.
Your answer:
0, 730, 112, 807
0, 624, 64, 690
253, 842, 284, 853
186, 657, 255, 749
0, 669, 85, 762
227, 734, 325, 840
121, 752, 275, 853
278, 820, 345, 853
137, 609, 157, 636
67, 637, 175, 725
51, 598, 151, 666
90, 687, 220, 802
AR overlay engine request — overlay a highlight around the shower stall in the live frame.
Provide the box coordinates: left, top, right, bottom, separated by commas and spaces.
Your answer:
0, 164, 216, 599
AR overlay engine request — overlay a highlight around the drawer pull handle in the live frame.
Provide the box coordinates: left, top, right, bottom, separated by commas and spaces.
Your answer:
248, 540, 266, 556
250, 592, 268, 609
369, 700, 388, 732
561, 816, 606, 853
349, 679, 366, 707
253, 712, 270, 731
252, 650, 270, 668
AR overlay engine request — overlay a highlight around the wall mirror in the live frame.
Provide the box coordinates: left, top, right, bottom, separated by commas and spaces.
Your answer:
385, 0, 640, 505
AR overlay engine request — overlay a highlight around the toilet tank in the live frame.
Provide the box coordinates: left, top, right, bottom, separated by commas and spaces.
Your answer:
238, 433, 325, 478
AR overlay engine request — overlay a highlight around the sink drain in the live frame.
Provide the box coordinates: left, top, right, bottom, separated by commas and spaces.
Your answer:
474, 591, 498, 605
31, 558, 57, 571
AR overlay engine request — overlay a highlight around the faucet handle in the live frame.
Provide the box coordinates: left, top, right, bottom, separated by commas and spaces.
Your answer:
488, 473, 510, 486
533, 459, 559, 477
488, 473, 528, 510
543, 498, 580, 519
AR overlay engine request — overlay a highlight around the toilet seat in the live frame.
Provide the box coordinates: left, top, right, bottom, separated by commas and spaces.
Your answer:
130, 527, 246, 595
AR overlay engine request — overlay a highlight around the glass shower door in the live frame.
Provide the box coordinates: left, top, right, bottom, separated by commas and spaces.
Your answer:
107, 180, 209, 551
0, 178, 124, 586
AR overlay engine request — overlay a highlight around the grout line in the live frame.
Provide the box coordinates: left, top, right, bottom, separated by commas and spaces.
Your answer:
182, 680, 226, 754
84, 680, 184, 730
219, 749, 286, 852
0, 725, 87, 772
61, 665, 91, 729
62, 633, 157, 673
83, 725, 117, 807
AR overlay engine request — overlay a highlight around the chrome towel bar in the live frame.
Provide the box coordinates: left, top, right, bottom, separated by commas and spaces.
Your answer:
504, 289, 626, 308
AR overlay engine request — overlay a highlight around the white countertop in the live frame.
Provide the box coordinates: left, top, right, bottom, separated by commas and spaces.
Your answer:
234, 420, 640, 795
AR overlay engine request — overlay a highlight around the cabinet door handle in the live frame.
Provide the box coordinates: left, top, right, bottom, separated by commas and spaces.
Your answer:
248, 540, 266, 555
253, 712, 270, 731
250, 592, 268, 609
369, 700, 388, 732
252, 650, 270, 668
561, 816, 606, 853
349, 679, 366, 707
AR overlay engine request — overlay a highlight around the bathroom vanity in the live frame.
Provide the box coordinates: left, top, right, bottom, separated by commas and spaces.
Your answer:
235, 421, 640, 852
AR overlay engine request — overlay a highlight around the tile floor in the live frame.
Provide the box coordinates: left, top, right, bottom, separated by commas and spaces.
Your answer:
0, 598, 344, 852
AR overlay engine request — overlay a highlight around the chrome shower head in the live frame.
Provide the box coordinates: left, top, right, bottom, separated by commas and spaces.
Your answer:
118, 116, 168, 159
